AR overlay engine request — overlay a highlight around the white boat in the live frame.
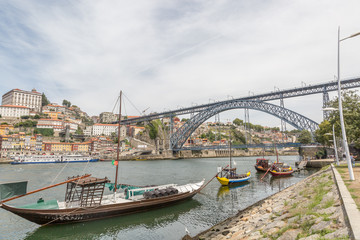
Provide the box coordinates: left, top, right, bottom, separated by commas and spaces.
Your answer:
11, 154, 99, 165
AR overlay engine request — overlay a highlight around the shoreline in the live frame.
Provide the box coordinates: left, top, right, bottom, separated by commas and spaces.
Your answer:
186, 167, 350, 240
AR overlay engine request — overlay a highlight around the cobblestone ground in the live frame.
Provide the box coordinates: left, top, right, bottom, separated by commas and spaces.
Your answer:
188, 167, 350, 240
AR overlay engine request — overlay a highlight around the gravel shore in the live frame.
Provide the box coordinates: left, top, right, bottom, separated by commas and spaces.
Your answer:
186, 167, 350, 240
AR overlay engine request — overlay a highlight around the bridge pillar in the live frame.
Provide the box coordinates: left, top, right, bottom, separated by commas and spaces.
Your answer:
280, 94, 286, 142
244, 108, 250, 144
169, 114, 174, 150
323, 88, 330, 120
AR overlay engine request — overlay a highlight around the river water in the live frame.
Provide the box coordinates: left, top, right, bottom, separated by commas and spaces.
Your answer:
0, 155, 317, 240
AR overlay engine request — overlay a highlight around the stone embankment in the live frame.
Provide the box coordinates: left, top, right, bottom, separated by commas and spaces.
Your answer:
188, 167, 350, 240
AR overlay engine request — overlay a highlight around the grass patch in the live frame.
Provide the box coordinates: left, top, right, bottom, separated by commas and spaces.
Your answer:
292, 202, 299, 209
284, 200, 289, 206
323, 198, 335, 208
313, 228, 335, 236
351, 194, 358, 199
300, 219, 315, 232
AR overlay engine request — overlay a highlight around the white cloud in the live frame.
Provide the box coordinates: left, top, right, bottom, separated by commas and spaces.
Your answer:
0, 0, 360, 127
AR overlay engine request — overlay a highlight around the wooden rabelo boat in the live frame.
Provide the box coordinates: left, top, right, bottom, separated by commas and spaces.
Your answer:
254, 158, 270, 172
216, 132, 251, 186
261, 144, 294, 179
0, 92, 206, 225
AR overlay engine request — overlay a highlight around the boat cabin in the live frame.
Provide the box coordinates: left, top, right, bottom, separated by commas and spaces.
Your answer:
65, 176, 110, 208
256, 158, 269, 168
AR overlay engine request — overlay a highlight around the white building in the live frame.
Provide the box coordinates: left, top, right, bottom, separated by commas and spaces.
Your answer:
0, 105, 30, 118
37, 119, 64, 132
2, 89, 42, 112
36, 119, 79, 133
85, 124, 126, 137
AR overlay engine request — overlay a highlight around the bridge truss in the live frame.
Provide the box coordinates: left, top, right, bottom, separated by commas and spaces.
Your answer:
170, 101, 319, 150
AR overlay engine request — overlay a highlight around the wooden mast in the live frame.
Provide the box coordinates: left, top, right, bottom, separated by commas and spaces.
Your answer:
114, 91, 122, 192
229, 129, 232, 169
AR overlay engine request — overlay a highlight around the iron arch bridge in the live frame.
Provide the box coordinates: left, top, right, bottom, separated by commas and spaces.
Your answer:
170, 100, 319, 150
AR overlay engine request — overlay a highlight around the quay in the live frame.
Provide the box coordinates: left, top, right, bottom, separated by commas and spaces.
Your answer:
186, 165, 360, 240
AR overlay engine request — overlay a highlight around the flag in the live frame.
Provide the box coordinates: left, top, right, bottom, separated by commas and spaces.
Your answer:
0, 181, 28, 201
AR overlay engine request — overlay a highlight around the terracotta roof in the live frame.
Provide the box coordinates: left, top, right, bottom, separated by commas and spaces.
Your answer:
1, 105, 29, 109
94, 123, 117, 126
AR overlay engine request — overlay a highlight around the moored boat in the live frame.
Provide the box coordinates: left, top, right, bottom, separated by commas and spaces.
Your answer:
11, 154, 99, 165
254, 158, 270, 172
216, 131, 251, 186
269, 162, 294, 176
1, 91, 207, 225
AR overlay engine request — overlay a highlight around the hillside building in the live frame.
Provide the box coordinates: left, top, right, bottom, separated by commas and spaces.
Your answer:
2, 89, 42, 112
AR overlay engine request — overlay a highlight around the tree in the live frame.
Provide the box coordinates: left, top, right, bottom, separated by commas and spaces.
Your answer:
233, 118, 243, 126
42, 93, 50, 106
298, 130, 312, 144
62, 99, 71, 107
181, 118, 189, 122
33, 128, 54, 136
231, 126, 246, 144
317, 90, 360, 148
315, 120, 332, 146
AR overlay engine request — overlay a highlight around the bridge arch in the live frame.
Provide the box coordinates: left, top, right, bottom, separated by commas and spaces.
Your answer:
170, 100, 319, 150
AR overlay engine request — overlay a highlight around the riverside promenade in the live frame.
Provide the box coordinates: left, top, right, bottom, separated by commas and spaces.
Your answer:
186, 165, 360, 240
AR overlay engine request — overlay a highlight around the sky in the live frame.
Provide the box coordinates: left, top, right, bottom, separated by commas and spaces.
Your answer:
1, 0, 360, 128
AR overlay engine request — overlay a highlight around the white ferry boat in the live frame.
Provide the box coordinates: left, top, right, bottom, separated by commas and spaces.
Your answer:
11, 155, 99, 165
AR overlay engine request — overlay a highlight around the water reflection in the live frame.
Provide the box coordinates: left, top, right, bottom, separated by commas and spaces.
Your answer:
217, 182, 250, 199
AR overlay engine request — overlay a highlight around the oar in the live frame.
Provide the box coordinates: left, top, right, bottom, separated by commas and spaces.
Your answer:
261, 163, 275, 181
199, 165, 229, 191
1, 174, 91, 204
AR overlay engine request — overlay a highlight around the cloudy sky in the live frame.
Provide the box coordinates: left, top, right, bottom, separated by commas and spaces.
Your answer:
1, 0, 360, 128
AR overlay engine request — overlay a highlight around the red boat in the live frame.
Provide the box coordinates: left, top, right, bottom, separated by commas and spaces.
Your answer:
254, 158, 270, 172
269, 162, 294, 176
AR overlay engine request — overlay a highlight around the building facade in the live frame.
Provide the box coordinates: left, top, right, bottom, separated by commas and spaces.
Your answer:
0, 105, 30, 118
2, 89, 42, 112
85, 124, 126, 137
42, 142, 90, 152
99, 112, 118, 123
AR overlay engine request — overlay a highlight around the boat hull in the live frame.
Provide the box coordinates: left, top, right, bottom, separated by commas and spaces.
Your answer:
11, 159, 99, 165
269, 170, 294, 176
1, 190, 198, 225
216, 176, 250, 186
254, 165, 268, 172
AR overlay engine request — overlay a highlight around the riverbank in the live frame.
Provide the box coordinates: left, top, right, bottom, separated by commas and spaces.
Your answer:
187, 167, 350, 240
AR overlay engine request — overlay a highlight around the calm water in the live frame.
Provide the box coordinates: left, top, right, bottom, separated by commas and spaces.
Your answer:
0, 156, 317, 240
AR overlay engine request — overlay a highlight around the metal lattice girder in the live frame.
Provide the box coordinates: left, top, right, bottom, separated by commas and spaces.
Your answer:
120, 77, 360, 125
181, 142, 302, 151
171, 100, 319, 150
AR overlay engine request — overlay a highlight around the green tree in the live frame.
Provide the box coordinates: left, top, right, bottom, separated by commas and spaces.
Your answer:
315, 120, 332, 146
317, 90, 360, 148
231, 127, 246, 144
181, 118, 189, 122
75, 126, 83, 135
298, 130, 312, 144
33, 128, 54, 136
233, 118, 243, 126
42, 93, 50, 106
62, 99, 71, 107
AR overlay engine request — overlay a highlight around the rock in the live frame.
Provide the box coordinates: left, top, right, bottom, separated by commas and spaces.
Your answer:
277, 229, 302, 240
287, 215, 299, 224
266, 207, 272, 213
263, 220, 286, 231
241, 216, 249, 221
222, 230, 230, 236
323, 228, 349, 239
309, 221, 331, 232
299, 234, 320, 240
317, 206, 336, 215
